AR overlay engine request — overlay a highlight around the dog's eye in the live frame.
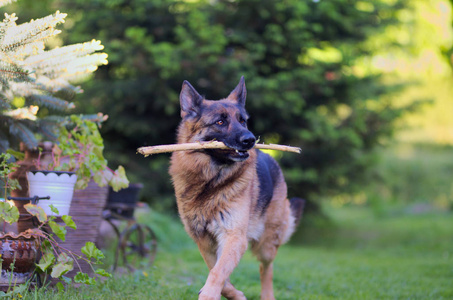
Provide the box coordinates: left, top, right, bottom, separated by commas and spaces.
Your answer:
216, 120, 224, 126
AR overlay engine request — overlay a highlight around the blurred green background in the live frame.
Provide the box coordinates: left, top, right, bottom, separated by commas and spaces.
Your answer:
3, 0, 453, 219
2, 1, 453, 298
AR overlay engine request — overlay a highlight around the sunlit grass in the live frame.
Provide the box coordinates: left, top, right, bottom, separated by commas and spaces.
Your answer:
316, 142, 453, 211
18, 203, 453, 299
15, 142, 453, 299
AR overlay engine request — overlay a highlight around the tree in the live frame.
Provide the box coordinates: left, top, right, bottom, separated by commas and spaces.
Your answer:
0, 0, 107, 152
56, 0, 411, 211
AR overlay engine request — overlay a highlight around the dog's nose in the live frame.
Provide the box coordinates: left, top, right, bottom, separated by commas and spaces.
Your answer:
240, 133, 256, 149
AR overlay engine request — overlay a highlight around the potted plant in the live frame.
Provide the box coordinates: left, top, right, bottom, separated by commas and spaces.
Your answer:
0, 153, 34, 292
24, 115, 130, 277
0, 153, 111, 294
28, 114, 129, 216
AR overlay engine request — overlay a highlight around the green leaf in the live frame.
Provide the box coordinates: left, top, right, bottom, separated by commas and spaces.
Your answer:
51, 262, 73, 278
74, 272, 96, 285
48, 220, 67, 241
92, 169, 111, 187
7, 177, 21, 191
95, 268, 112, 278
62, 215, 77, 230
40, 239, 52, 252
109, 165, 129, 192
74, 176, 90, 190
2, 283, 28, 297
50, 253, 74, 278
57, 252, 73, 264
0, 201, 19, 224
81, 241, 104, 262
6, 149, 24, 161
73, 272, 87, 283
36, 251, 55, 272
49, 204, 59, 215
24, 203, 47, 223
56, 282, 65, 293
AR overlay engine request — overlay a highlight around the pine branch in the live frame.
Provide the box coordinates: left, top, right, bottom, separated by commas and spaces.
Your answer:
0, 13, 18, 46
9, 40, 45, 61
0, 60, 29, 83
8, 120, 38, 149
36, 120, 58, 140
35, 77, 81, 98
1, 11, 66, 54
0, 130, 10, 153
24, 40, 105, 69
9, 82, 76, 110
8, 81, 36, 96
0, 10, 108, 149
0, 0, 16, 8
0, 61, 30, 101
0, 93, 11, 111
4, 30, 56, 58
3, 105, 38, 120
26, 93, 75, 111
30, 53, 108, 81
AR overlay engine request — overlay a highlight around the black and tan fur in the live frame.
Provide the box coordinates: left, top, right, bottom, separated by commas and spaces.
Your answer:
169, 77, 304, 300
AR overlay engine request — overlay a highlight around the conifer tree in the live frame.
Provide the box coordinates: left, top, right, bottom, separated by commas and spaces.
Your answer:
57, 0, 411, 211
0, 0, 107, 152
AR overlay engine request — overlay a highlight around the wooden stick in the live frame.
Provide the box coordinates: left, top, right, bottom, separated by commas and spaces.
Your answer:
137, 141, 301, 157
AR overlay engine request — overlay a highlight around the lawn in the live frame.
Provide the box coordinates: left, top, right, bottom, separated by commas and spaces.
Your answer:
21, 204, 453, 299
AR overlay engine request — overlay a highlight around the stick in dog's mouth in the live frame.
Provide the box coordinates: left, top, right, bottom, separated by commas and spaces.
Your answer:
137, 141, 301, 157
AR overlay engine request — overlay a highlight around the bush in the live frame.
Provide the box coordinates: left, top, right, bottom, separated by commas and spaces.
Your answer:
40, 0, 413, 211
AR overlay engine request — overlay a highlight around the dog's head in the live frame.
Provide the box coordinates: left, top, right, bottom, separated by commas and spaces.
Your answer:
177, 76, 256, 163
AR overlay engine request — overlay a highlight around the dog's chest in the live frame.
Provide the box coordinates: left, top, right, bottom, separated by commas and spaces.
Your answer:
181, 191, 265, 243
186, 211, 265, 245
182, 191, 236, 238
171, 152, 261, 241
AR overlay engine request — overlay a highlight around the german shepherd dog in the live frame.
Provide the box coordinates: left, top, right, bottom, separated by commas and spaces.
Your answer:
169, 77, 304, 300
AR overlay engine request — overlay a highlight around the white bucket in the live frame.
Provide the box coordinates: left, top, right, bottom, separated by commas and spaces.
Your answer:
27, 171, 77, 216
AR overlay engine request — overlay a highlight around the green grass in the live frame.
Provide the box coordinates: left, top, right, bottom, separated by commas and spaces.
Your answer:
15, 143, 453, 299
364, 143, 453, 211
18, 205, 453, 299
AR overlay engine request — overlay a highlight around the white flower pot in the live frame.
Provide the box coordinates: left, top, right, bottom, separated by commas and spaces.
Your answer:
27, 171, 77, 216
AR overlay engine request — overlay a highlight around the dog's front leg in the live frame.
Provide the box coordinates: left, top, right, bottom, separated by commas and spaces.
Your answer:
198, 232, 248, 300
197, 237, 246, 300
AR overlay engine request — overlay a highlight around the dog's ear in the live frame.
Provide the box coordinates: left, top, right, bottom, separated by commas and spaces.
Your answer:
227, 76, 247, 107
180, 80, 203, 118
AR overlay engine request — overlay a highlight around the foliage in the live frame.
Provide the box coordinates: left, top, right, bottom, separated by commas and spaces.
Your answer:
0, 155, 111, 292
0, 199, 18, 224
23, 204, 110, 287
49, 0, 415, 210
0, 0, 108, 153
0, 199, 110, 293
368, 0, 453, 145
342, 143, 453, 213
36, 115, 129, 190
0, 152, 19, 223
